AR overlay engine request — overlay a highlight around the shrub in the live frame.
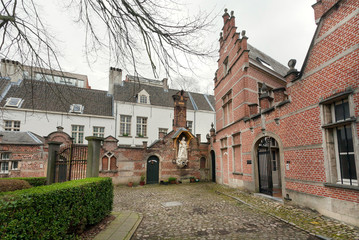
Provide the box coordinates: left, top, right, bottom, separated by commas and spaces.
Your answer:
0, 179, 31, 192
168, 177, 177, 182
0, 177, 113, 239
8, 177, 47, 187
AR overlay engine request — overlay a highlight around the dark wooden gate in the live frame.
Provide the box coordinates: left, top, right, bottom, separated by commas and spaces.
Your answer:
258, 147, 273, 195
54, 144, 88, 183
146, 156, 159, 184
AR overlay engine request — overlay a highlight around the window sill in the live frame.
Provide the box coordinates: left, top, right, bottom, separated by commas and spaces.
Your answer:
118, 135, 132, 138
322, 117, 356, 129
324, 182, 359, 191
100, 170, 118, 173
135, 136, 148, 139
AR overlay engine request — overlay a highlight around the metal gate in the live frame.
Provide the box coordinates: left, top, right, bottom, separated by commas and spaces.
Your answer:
258, 147, 273, 195
54, 144, 88, 183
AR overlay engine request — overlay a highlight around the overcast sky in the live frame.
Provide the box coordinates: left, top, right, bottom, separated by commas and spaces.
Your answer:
38, 0, 317, 93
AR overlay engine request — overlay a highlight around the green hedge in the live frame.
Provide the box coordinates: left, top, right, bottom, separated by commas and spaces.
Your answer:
5, 177, 47, 187
0, 177, 113, 239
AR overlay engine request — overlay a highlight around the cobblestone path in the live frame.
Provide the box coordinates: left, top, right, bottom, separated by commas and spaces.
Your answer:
113, 183, 315, 239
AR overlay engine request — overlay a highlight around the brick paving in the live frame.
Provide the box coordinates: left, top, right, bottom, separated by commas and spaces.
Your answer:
113, 183, 324, 240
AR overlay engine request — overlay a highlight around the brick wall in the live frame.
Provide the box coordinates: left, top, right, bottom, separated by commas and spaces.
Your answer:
212, 0, 359, 226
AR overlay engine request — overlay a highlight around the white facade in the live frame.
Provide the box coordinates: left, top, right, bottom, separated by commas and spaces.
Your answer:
115, 101, 215, 146
0, 108, 115, 143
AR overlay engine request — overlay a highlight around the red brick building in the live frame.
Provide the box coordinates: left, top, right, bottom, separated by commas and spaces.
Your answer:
0, 131, 47, 178
212, 0, 358, 226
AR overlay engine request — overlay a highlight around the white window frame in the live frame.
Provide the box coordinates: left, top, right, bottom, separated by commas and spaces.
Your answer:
0, 153, 10, 174
136, 117, 147, 137
93, 126, 105, 138
4, 120, 20, 131
120, 115, 131, 136
70, 104, 84, 114
5, 97, 23, 108
11, 161, 19, 170
72, 125, 84, 144
186, 121, 193, 132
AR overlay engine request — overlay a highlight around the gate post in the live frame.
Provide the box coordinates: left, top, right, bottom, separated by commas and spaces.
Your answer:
86, 136, 104, 178
47, 141, 62, 185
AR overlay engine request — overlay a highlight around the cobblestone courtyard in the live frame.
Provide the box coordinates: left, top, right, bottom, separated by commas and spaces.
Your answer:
113, 183, 327, 240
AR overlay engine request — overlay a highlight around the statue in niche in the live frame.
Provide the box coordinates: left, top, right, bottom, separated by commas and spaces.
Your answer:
176, 137, 188, 168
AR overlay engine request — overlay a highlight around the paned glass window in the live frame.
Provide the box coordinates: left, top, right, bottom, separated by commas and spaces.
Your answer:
136, 117, 147, 137
120, 115, 131, 136
72, 125, 84, 144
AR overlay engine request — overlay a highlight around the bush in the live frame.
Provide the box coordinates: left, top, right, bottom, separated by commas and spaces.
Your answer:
0, 179, 31, 192
8, 177, 47, 187
0, 177, 113, 239
168, 177, 177, 182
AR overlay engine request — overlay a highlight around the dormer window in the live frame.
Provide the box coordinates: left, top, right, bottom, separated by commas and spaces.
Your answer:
70, 104, 84, 114
5, 98, 23, 108
257, 57, 274, 71
137, 89, 150, 104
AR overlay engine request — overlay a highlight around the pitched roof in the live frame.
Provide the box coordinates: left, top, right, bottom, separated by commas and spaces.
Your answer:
0, 131, 44, 145
248, 44, 289, 76
114, 78, 215, 112
0, 79, 113, 116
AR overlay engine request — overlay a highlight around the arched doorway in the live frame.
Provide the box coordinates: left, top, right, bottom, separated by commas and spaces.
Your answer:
257, 137, 281, 197
146, 156, 159, 184
211, 150, 216, 182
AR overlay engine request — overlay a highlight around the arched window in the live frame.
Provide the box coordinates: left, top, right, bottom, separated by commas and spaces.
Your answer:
102, 152, 117, 171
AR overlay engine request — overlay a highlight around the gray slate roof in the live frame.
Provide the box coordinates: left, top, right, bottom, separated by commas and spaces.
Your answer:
0, 131, 44, 145
248, 44, 289, 76
0, 79, 113, 116
114, 79, 215, 112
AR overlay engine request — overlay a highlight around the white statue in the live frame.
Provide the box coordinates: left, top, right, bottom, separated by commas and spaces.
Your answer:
176, 137, 188, 168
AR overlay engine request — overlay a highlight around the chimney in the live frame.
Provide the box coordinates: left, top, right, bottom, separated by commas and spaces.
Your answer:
108, 67, 122, 95
159, 131, 165, 140
162, 78, 169, 91
172, 90, 188, 131
0, 59, 22, 82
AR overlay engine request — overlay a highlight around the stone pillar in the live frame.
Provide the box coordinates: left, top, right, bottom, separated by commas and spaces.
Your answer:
46, 141, 62, 185
86, 136, 104, 178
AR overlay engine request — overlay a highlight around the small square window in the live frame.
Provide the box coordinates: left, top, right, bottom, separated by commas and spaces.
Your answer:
70, 104, 84, 113
93, 127, 105, 138
140, 95, 148, 104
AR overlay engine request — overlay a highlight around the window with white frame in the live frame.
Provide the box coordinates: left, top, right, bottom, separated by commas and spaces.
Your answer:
72, 125, 84, 144
4, 120, 20, 131
186, 121, 193, 132
136, 117, 147, 137
0, 153, 10, 174
93, 126, 105, 138
137, 89, 150, 104
5, 97, 23, 108
11, 161, 18, 170
321, 93, 357, 186
120, 115, 131, 136
140, 95, 148, 104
